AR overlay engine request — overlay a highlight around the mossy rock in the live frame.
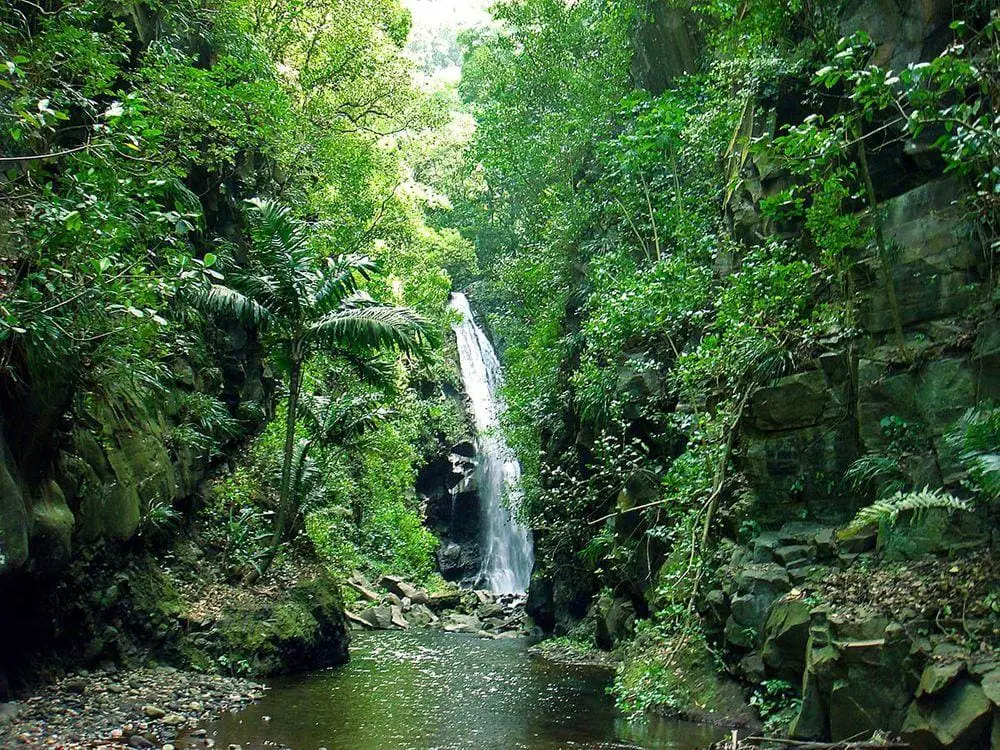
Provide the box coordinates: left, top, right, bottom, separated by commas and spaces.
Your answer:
0, 444, 29, 573
181, 574, 350, 676
29, 481, 76, 568
761, 598, 811, 684
902, 679, 992, 750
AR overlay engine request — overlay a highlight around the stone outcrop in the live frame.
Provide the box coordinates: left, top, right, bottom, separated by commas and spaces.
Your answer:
418, 436, 483, 584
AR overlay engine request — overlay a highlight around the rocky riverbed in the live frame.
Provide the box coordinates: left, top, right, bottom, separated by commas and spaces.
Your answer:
343, 573, 531, 637
0, 666, 261, 749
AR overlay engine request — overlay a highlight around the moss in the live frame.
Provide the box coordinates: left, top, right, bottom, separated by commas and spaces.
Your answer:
175, 573, 349, 677
615, 626, 749, 723
126, 559, 183, 619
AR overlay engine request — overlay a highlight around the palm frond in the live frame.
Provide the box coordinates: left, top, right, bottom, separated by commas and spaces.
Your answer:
290, 437, 327, 514
333, 350, 397, 389
306, 301, 437, 354
193, 283, 275, 328
311, 254, 378, 314
841, 487, 971, 538
243, 198, 312, 313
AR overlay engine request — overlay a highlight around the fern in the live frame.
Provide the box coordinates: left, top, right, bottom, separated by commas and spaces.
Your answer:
947, 403, 1000, 502
842, 487, 971, 538
844, 453, 907, 498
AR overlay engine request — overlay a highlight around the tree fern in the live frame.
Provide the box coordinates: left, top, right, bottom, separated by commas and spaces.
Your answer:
842, 487, 971, 538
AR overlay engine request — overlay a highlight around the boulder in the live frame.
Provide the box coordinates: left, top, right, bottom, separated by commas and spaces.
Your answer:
378, 577, 429, 605
344, 610, 374, 630
359, 606, 394, 630
730, 593, 772, 638
594, 592, 636, 649
902, 680, 992, 750
761, 598, 811, 683
749, 372, 829, 431
724, 616, 756, 649
389, 605, 409, 630
775, 545, 812, 567
442, 614, 482, 634
980, 668, 1000, 705
734, 563, 791, 598
427, 591, 462, 611
406, 604, 438, 627
738, 653, 765, 683
916, 660, 965, 698
347, 571, 379, 602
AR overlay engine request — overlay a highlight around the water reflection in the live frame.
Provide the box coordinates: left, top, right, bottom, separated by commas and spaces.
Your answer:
204, 630, 725, 750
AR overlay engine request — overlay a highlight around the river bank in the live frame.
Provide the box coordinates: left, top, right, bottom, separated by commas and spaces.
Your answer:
0, 666, 260, 749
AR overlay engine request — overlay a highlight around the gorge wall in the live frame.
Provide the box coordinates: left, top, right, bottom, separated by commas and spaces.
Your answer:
514, 0, 999, 744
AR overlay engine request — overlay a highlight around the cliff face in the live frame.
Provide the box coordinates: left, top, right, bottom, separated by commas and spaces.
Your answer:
526, 1, 997, 742
0, 325, 269, 577
0, 0, 282, 688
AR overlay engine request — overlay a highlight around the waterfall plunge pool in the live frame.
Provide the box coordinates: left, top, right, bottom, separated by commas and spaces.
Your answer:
200, 630, 725, 750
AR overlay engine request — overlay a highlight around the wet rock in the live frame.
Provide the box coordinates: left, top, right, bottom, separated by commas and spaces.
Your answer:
377, 575, 429, 605
144, 705, 167, 719
344, 610, 374, 630
839, 526, 878, 553
385, 592, 403, 608
390, 605, 409, 630
406, 604, 439, 627
980, 668, 1000, 705
346, 571, 379, 602
774, 545, 812, 567
738, 652, 765, 683
427, 591, 462, 611
63, 677, 87, 694
443, 614, 482, 634
359, 606, 394, 630
0, 703, 18, 727
734, 563, 791, 597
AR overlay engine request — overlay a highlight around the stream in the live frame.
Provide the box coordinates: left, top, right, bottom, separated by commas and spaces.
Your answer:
203, 630, 725, 750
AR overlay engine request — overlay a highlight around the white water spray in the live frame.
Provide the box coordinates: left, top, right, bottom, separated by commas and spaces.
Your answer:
450, 293, 533, 594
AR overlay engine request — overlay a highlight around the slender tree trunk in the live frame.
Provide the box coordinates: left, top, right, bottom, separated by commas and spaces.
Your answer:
856, 133, 908, 360
258, 356, 302, 576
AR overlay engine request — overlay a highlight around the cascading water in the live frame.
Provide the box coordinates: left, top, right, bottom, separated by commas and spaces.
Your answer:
450, 292, 533, 594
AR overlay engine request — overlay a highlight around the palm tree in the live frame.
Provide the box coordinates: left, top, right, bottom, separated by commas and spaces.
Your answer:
197, 197, 434, 573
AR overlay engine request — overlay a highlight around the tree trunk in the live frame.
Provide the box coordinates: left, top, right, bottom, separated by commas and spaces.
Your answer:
258, 356, 302, 576
856, 133, 908, 360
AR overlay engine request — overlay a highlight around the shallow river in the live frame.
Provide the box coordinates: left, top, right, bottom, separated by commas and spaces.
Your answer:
204, 630, 725, 750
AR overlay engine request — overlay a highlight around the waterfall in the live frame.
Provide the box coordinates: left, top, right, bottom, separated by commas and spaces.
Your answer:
450, 292, 534, 594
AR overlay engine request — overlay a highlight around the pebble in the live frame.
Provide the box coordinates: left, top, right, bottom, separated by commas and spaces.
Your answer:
0, 666, 261, 749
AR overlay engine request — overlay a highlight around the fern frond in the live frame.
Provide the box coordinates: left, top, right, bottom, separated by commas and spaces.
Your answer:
947, 403, 1000, 502
967, 453, 1000, 502
842, 487, 972, 537
844, 453, 906, 495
